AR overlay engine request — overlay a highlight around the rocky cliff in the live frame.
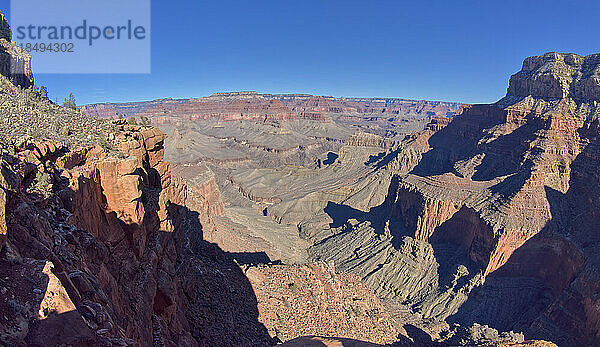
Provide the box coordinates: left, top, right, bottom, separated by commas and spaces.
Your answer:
0, 13, 33, 89
0, 115, 280, 345
507, 52, 600, 101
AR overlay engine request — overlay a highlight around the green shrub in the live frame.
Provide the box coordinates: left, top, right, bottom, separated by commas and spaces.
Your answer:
62, 92, 77, 109
140, 116, 151, 127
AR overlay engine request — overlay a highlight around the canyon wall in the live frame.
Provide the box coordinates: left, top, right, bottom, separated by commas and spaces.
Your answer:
80, 92, 464, 126
310, 52, 600, 346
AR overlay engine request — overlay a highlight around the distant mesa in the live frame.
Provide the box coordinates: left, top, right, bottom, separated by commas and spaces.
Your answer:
210, 91, 260, 97
79, 91, 465, 128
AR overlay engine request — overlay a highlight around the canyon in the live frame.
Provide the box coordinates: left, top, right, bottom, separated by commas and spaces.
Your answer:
0, 9, 596, 346
82, 52, 600, 346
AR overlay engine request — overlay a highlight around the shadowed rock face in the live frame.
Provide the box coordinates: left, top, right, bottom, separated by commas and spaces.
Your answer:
0, 120, 276, 346
310, 53, 600, 346
0, 13, 33, 89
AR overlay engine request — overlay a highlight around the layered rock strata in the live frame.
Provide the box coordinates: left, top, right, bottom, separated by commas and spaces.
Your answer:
310, 52, 600, 346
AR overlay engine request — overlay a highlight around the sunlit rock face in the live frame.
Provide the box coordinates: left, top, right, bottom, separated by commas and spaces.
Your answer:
507, 52, 600, 101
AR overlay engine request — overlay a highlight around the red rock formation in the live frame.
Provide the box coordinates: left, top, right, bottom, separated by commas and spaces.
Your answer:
308, 52, 600, 346
0, 123, 275, 346
395, 53, 600, 345
0, 125, 193, 345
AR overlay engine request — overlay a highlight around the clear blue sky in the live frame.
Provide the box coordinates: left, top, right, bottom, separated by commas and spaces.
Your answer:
2, 0, 599, 105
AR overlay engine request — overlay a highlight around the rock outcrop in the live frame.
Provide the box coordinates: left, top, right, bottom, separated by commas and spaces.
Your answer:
0, 13, 33, 89
507, 52, 600, 101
